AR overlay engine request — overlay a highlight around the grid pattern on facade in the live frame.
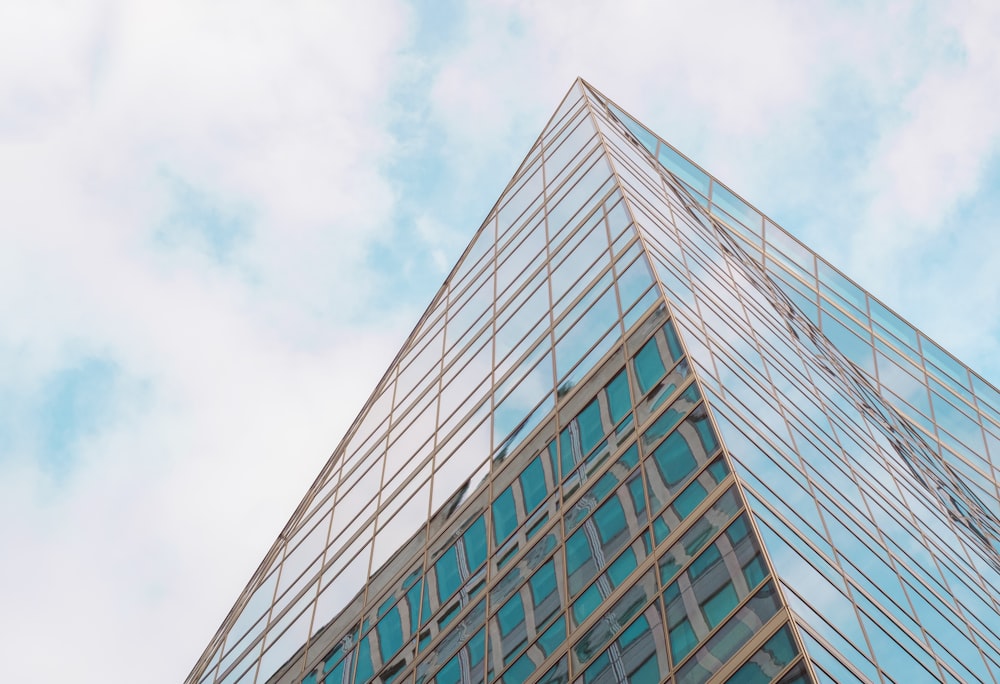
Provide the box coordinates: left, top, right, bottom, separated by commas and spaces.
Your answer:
186, 79, 1000, 684
580, 83, 1000, 682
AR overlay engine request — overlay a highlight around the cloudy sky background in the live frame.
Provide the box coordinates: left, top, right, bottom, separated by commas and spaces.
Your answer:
2, 1, 999, 681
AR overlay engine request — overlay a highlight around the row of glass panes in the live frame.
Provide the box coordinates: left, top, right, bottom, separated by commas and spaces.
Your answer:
402, 400, 784, 684
294, 312, 656, 680
686, 151, 1000, 493
596, 84, 1000, 468
280, 183, 648, 648
588, 89, 1000, 684
754, 486, 1000, 683
596, 111, 1000, 680
704, 372, 1000, 680
300, 312, 676, 684
628, 145, 1000, 607
616, 100, 1000, 524
692, 276, 1000, 648
292, 306, 792, 684
747, 230, 1000, 493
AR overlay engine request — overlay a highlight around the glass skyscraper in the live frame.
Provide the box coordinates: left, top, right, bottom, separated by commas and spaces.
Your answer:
186, 79, 1000, 684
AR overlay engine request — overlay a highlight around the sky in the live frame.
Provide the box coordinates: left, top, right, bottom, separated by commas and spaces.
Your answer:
2, 1, 999, 681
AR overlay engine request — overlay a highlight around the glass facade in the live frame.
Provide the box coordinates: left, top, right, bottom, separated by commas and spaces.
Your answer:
186, 80, 1000, 684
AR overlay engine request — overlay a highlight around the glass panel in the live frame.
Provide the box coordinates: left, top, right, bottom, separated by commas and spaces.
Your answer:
657, 143, 711, 197
579, 598, 668, 684
573, 568, 658, 668
674, 582, 783, 684
712, 183, 763, 237
724, 625, 800, 683
663, 513, 769, 664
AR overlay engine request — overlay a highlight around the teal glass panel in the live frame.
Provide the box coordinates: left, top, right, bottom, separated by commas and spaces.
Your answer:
529, 561, 558, 607
573, 583, 601, 627
675, 582, 783, 684
353, 636, 374, 684
519, 456, 547, 514
643, 384, 701, 448
464, 516, 488, 571
376, 605, 404, 661
577, 399, 604, 456
605, 370, 631, 424
673, 480, 708, 519
648, 428, 698, 488
497, 593, 524, 637
500, 655, 534, 684
573, 568, 657, 667
492, 487, 518, 545
537, 615, 566, 656
663, 319, 684, 359
702, 582, 739, 628
581, 605, 666, 684
435, 547, 461, 602
665, 582, 699, 661
725, 625, 798, 683
593, 497, 627, 544
635, 336, 667, 394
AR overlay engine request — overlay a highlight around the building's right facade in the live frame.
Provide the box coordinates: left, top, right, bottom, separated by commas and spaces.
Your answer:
187, 79, 1000, 684
590, 82, 1000, 683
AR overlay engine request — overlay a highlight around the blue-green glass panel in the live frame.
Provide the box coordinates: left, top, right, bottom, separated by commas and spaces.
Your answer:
435, 547, 461, 602
635, 335, 667, 394
464, 516, 488, 571
606, 370, 631, 424
492, 487, 518, 545
643, 384, 701, 448
538, 615, 566, 656
702, 583, 739, 628
577, 399, 604, 456
724, 625, 798, 684
519, 456, 548, 514
376, 605, 404, 661
497, 593, 524, 637
648, 428, 698, 488
675, 582, 782, 684
353, 636, 374, 684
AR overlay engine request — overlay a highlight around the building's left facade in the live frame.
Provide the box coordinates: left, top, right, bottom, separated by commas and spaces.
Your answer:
186, 79, 817, 684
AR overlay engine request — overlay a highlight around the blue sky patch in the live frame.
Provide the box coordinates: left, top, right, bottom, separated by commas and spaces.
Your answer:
38, 356, 120, 474
156, 169, 254, 262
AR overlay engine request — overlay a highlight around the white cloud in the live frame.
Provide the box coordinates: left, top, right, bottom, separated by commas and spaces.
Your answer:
0, 0, 413, 681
